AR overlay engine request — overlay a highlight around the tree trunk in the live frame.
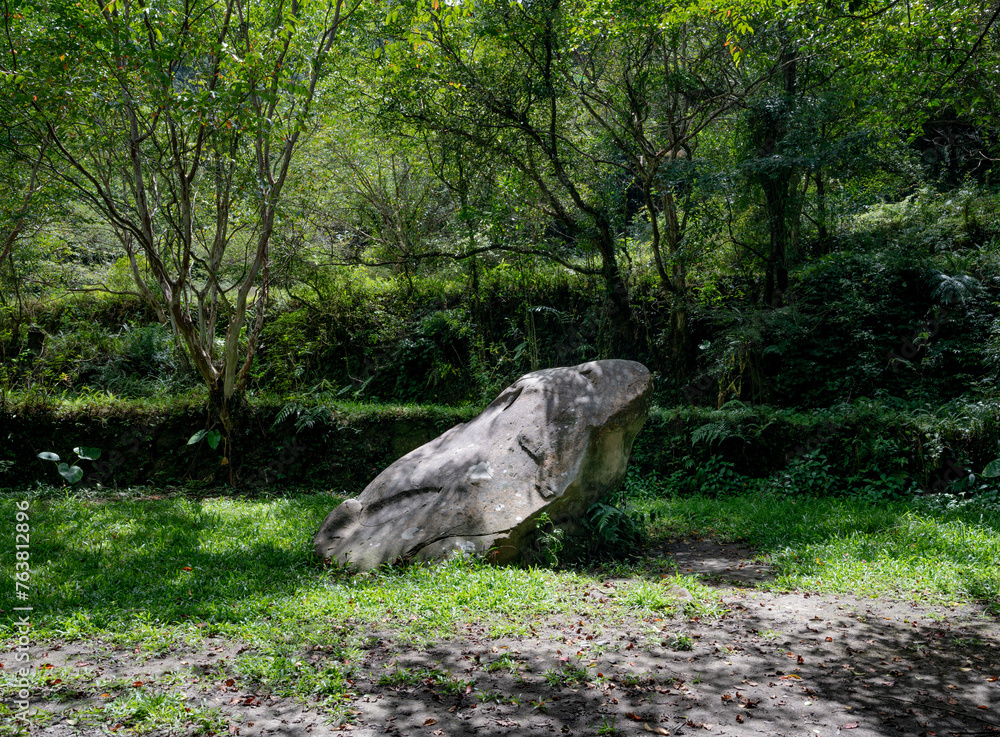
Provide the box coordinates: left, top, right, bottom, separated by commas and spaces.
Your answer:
762, 174, 791, 307
815, 167, 830, 252
761, 45, 797, 308
663, 190, 691, 366
206, 379, 249, 482
595, 221, 637, 358
644, 176, 691, 365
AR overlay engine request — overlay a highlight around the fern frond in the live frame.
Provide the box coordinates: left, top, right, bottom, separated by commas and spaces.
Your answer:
272, 401, 303, 430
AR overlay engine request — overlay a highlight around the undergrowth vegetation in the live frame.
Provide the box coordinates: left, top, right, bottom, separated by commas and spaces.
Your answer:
2, 188, 998, 497
3, 188, 999, 413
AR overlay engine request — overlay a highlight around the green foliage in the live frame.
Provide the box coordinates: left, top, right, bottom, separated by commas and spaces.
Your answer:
375, 665, 472, 695
667, 456, 754, 497
761, 451, 838, 497
564, 500, 653, 563
272, 401, 336, 434
381, 308, 474, 402
594, 714, 624, 737
689, 401, 775, 446
542, 662, 589, 688
36, 446, 101, 484
638, 399, 1000, 504
234, 654, 352, 710
98, 690, 226, 735
662, 633, 695, 651
530, 512, 565, 568
632, 487, 1000, 605
187, 429, 222, 451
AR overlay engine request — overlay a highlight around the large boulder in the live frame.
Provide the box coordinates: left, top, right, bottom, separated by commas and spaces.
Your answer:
313, 359, 653, 570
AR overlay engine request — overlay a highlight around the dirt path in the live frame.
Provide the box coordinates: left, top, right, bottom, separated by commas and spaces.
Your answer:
15, 541, 1000, 737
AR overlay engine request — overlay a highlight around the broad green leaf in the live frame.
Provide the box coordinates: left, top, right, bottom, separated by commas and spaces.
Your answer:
57, 463, 84, 484
74, 447, 102, 461
206, 430, 222, 450
37, 452, 60, 462
983, 459, 1000, 478
188, 429, 208, 445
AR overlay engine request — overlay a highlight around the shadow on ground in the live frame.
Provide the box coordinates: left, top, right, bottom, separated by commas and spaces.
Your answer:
7, 540, 999, 737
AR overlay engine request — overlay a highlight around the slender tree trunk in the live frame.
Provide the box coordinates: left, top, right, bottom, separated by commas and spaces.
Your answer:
662, 190, 691, 365
762, 175, 791, 306
815, 167, 829, 252
595, 221, 637, 357
761, 46, 797, 308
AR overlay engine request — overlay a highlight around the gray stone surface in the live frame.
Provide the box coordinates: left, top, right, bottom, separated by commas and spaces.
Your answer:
313, 359, 653, 570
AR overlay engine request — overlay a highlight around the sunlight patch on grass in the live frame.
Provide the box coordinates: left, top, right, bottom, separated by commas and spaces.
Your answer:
640, 492, 1000, 604
0, 493, 721, 653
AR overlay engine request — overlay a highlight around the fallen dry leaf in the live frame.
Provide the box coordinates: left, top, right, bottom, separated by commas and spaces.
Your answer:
423, 719, 437, 727
843, 721, 859, 729
643, 724, 669, 735
627, 713, 643, 721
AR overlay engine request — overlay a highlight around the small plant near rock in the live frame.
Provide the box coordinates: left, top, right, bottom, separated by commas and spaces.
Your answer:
36, 447, 101, 484
532, 512, 565, 567
570, 500, 652, 562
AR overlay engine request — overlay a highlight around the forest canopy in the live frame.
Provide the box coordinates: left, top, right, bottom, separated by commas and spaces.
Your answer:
0, 0, 998, 438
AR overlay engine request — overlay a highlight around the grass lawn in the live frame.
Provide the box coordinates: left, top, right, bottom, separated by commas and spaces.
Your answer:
1, 485, 998, 734
641, 492, 1000, 604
